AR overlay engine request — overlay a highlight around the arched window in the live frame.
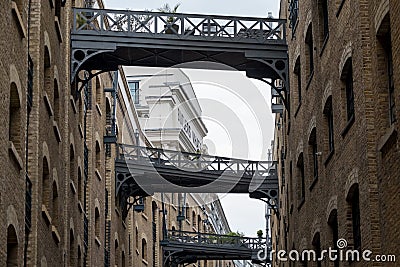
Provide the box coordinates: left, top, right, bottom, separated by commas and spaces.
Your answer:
78, 168, 83, 203
135, 227, 139, 249
347, 184, 361, 252
42, 157, 50, 207
305, 24, 314, 78
318, 0, 329, 43
53, 79, 60, 122
70, 145, 75, 185
308, 128, 318, 184
141, 238, 147, 260
192, 211, 196, 227
197, 215, 202, 232
323, 96, 334, 154
115, 239, 120, 266
43, 46, 52, 102
7, 225, 18, 267
297, 153, 305, 206
95, 207, 100, 238
95, 141, 101, 171
69, 229, 76, 266
312, 233, 322, 267
77, 246, 82, 267
294, 56, 302, 104
51, 181, 59, 227
328, 209, 339, 267
341, 58, 355, 122
96, 77, 102, 105
9, 82, 22, 153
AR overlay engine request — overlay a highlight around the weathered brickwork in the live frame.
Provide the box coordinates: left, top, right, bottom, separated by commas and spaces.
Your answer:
273, 0, 400, 266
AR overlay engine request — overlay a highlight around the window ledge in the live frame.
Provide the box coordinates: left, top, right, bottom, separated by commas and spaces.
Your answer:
70, 96, 78, 114
142, 213, 148, 221
336, 0, 346, 18
95, 236, 101, 247
185, 219, 191, 225
297, 198, 305, 211
96, 103, 102, 117
305, 71, 314, 91
294, 102, 302, 118
341, 115, 355, 137
52, 225, 61, 244
172, 204, 177, 211
319, 34, 329, 57
42, 204, 52, 225
192, 226, 198, 232
378, 126, 397, 153
53, 120, 62, 143
78, 201, 84, 213
12, 2, 27, 38
122, 220, 127, 229
136, 249, 140, 255
70, 179, 77, 194
78, 124, 84, 139
309, 177, 318, 191
44, 92, 54, 117
324, 149, 335, 166
142, 259, 148, 265
9, 141, 23, 170
115, 207, 120, 217
54, 17, 63, 43
95, 169, 102, 181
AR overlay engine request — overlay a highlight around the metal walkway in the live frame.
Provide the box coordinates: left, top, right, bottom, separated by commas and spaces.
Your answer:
71, 8, 289, 109
115, 145, 278, 219
161, 230, 270, 266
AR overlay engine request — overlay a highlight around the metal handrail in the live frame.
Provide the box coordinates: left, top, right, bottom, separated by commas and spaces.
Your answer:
73, 8, 286, 44
165, 229, 267, 250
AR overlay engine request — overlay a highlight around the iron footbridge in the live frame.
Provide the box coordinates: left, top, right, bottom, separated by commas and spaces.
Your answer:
162, 230, 270, 266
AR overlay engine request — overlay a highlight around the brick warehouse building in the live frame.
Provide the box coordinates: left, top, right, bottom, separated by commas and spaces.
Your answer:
1, 0, 239, 266
272, 0, 399, 266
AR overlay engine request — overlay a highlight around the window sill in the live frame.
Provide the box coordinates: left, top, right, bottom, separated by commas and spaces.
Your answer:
297, 198, 305, 211
192, 226, 198, 232
52, 225, 61, 244
96, 103, 102, 117
78, 124, 84, 139
12, 1, 27, 38
115, 207, 120, 217
185, 219, 191, 225
172, 204, 177, 211
70, 179, 77, 194
309, 177, 318, 191
305, 71, 314, 91
324, 149, 334, 166
9, 141, 23, 170
141, 213, 148, 221
95, 169, 102, 181
336, 0, 346, 18
42, 204, 52, 225
294, 102, 302, 118
95, 236, 101, 247
319, 34, 329, 57
54, 17, 63, 43
142, 259, 148, 265
70, 96, 78, 114
378, 126, 397, 153
341, 115, 355, 137
136, 249, 140, 255
78, 201, 84, 213
122, 220, 127, 229
53, 120, 62, 143
43, 92, 54, 117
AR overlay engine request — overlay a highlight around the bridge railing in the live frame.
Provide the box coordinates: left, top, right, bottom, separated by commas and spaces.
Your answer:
166, 230, 267, 250
73, 8, 286, 44
116, 144, 274, 176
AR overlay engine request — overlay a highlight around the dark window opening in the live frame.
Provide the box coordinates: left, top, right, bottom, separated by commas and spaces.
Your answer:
294, 57, 302, 103
128, 81, 140, 104
328, 210, 339, 267
351, 187, 361, 251
305, 25, 314, 77
342, 59, 355, 121
312, 233, 322, 267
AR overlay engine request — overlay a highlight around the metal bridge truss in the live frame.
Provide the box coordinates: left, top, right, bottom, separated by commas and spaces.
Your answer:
161, 230, 271, 266
71, 8, 289, 111
115, 144, 279, 220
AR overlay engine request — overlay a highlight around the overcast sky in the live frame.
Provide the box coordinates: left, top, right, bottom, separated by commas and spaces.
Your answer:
104, 0, 279, 237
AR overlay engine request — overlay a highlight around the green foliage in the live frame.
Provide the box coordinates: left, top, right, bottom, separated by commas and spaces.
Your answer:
158, 3, 181, 23
257, 229, 263, 238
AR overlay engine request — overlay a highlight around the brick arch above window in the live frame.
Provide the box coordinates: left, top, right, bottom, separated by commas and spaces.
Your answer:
321, 81, 333, 112
326, 195, 338, 222
339, 42, 353, 78
374, 0, 389, 34
345, 168, 359, 200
